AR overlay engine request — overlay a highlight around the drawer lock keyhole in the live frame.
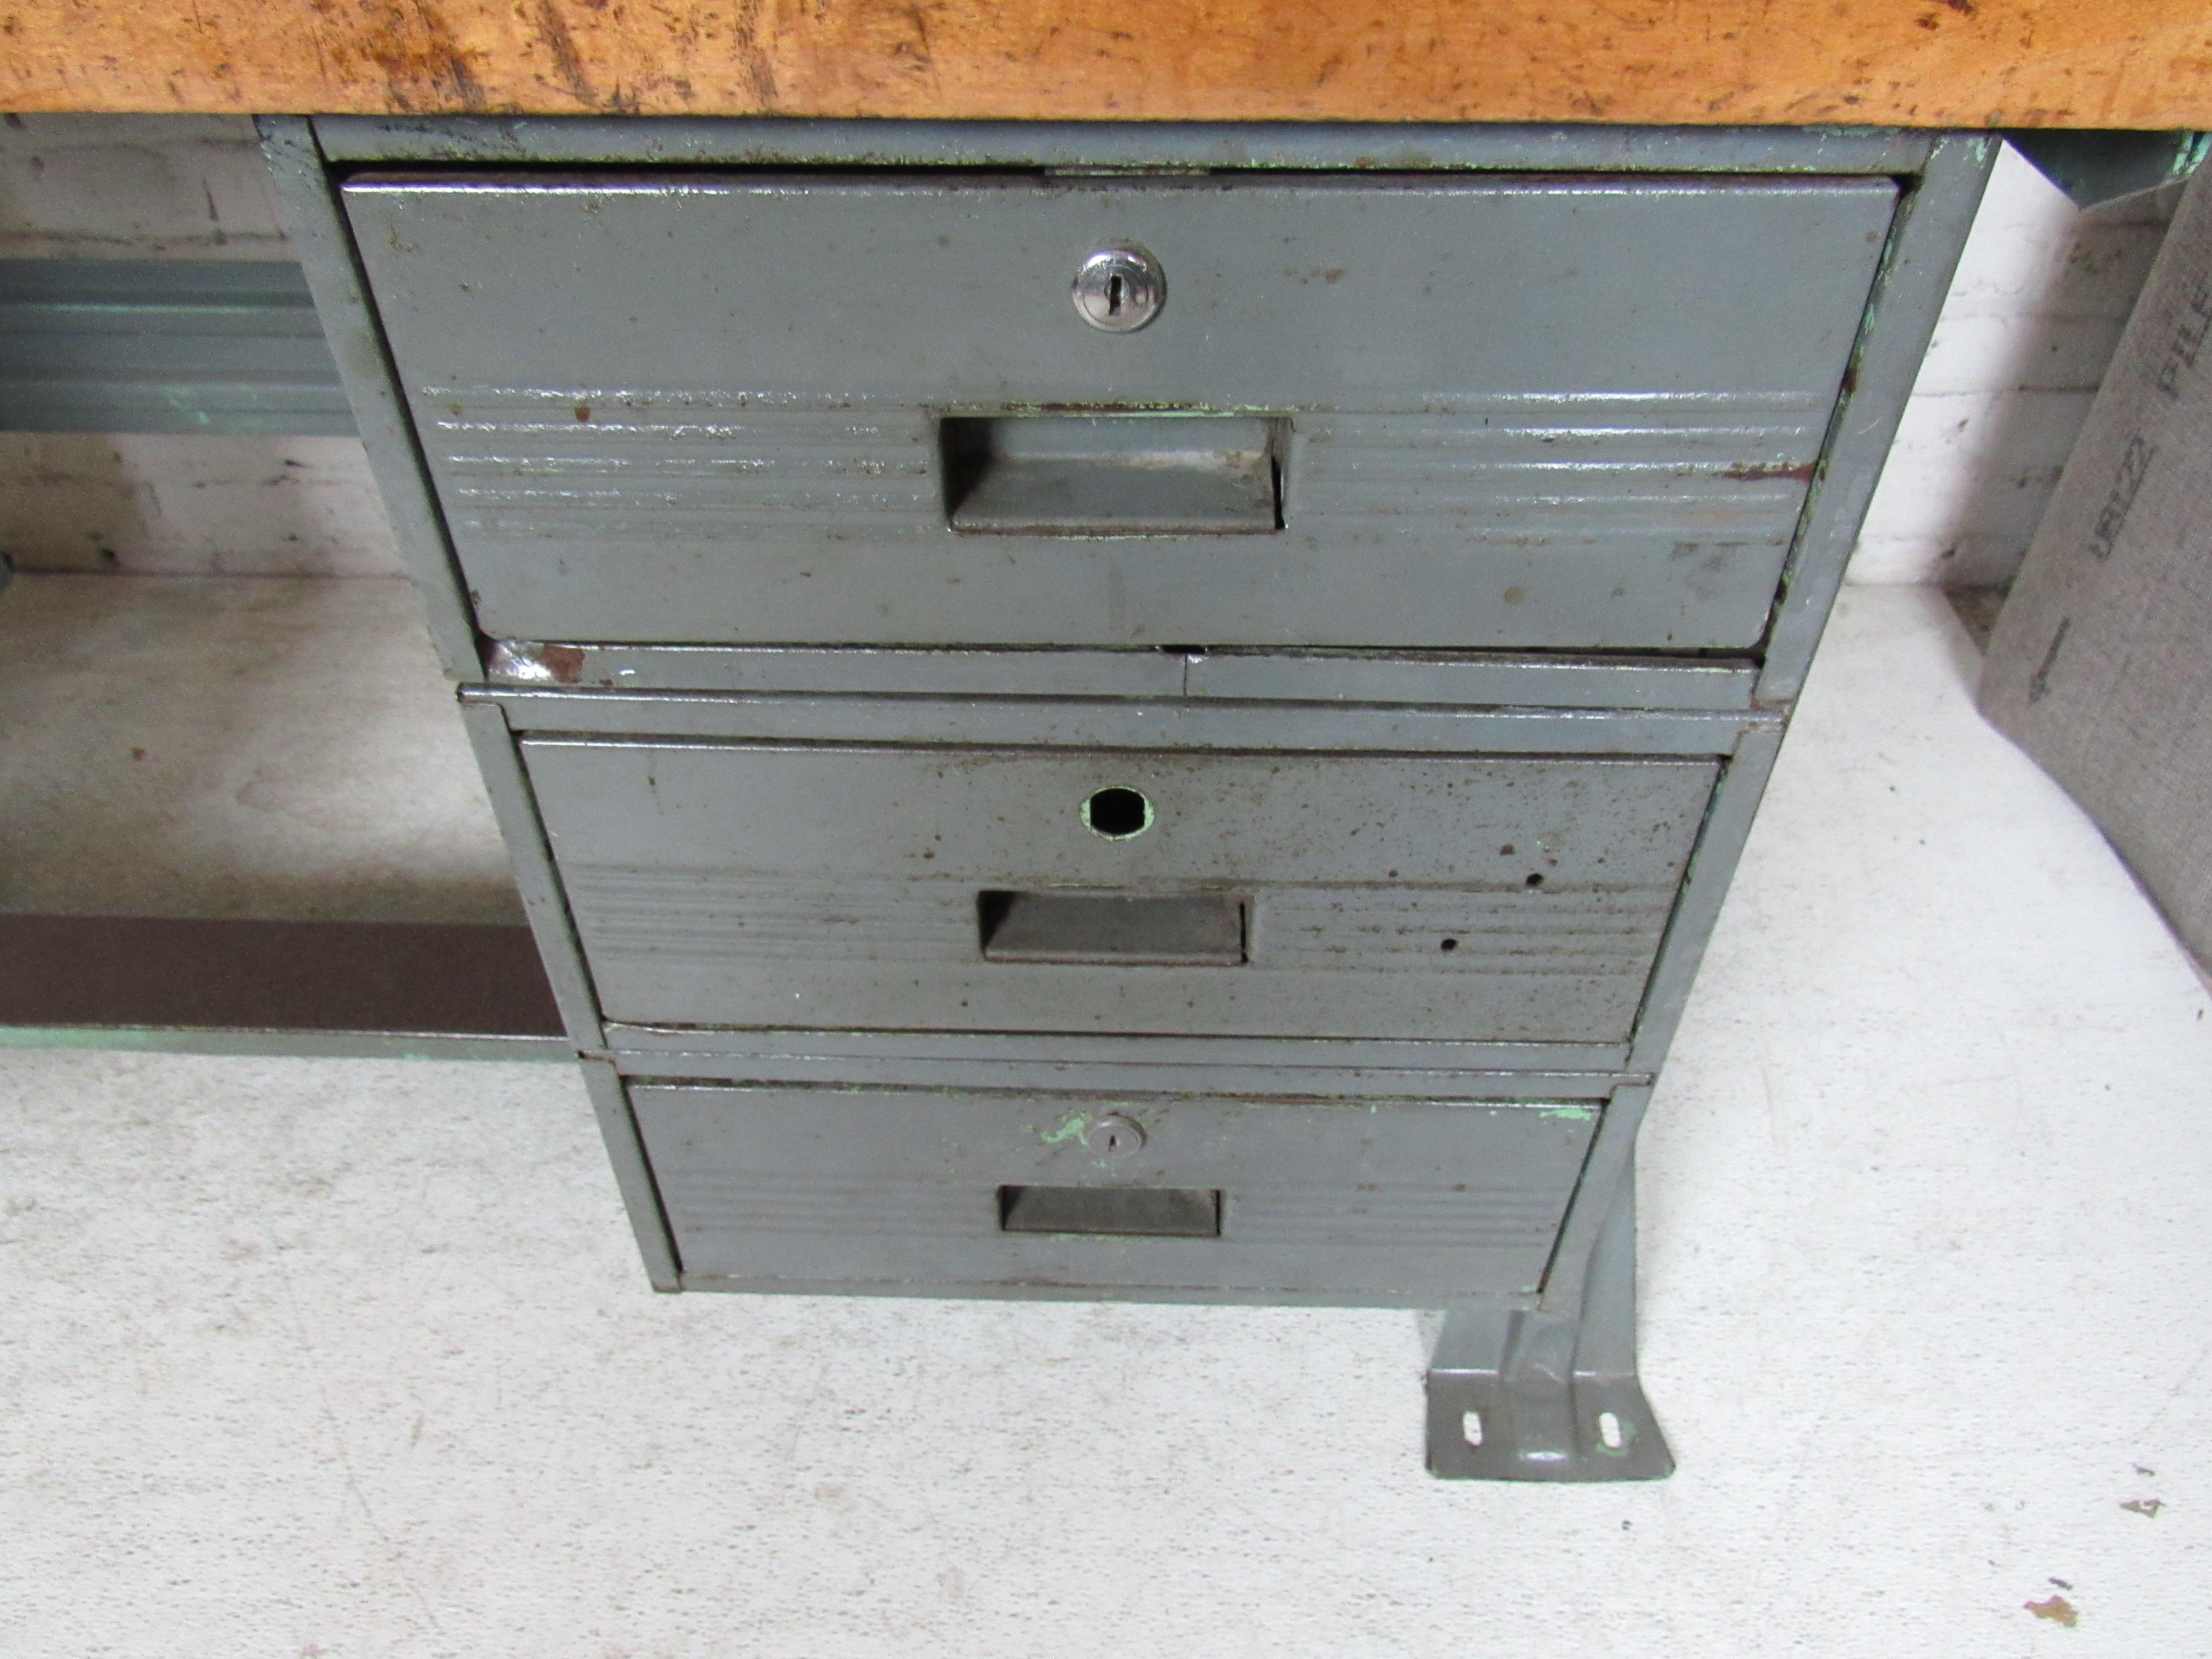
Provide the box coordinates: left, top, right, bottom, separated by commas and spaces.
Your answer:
1072, 247, 1166, 332
1081, 786, 1154, 840
1082, 1113, 1147, 1159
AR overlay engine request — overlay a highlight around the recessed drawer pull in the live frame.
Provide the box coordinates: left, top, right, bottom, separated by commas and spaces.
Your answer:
979, 890, 1248, 966
940, 414, 1284, 536
998, 1185, 1224, 1238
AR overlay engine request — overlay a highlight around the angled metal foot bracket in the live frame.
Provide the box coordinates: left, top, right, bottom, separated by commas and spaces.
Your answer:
1426, 1155, 1672, 1480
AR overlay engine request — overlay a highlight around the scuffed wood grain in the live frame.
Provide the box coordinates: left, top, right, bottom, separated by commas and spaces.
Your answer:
1, 0, 2208, 127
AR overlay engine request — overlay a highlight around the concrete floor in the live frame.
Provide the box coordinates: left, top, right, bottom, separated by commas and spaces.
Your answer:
1, 583, 2209, 1655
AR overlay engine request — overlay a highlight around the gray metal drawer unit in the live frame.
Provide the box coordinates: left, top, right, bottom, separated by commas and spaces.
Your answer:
261, 115, 1997, 1482
634, 1084, 1601, 1304
523, 737, 1719, 1042
340, 171, 1892, 652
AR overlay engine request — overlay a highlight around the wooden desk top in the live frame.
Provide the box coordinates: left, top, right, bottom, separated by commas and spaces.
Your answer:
4, 1, 2208, 130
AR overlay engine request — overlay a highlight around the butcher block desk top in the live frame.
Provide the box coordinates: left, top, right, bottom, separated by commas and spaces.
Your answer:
2, 1, 2208, 130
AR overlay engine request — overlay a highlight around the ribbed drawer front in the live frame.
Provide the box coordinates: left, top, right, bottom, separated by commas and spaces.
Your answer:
632, 1084, 1603, 1301
346, 171, 1895, 650
524, 737, 1720, 1044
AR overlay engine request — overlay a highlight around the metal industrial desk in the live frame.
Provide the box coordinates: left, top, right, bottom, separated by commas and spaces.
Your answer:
3, 4, 2206, 1480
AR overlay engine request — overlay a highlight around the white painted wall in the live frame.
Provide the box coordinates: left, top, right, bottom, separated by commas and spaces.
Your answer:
0, 433, 407, 577
0, 120, 2181, 590
1847, 145, 2175, 588
0, 117, 407, 576
0, 112, 288, 260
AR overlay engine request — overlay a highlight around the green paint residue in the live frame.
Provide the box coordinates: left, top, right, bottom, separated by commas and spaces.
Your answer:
0, 1027, 571, 1063
1039, 1114, 1089, 1145
1540, 1107, 1597, 1122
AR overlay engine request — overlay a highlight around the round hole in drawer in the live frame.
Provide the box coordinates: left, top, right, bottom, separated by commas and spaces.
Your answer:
1082, 786, 1153, 840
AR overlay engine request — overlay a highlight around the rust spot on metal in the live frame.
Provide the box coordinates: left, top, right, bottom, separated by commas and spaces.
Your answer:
2024, 1595, 2078, 1628
574, 404, 591, 421
541, 644, 587, 685
1721, 460, 1817, 482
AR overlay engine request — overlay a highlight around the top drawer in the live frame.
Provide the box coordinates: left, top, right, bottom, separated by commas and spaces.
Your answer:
346, 172, 1895, 651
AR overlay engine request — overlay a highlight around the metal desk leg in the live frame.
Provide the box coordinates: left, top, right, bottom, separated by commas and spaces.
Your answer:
1426, 1157, 1672, 1481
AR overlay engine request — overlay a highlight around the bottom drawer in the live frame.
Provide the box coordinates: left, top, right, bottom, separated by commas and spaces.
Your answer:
632, 1084, 1602, 1304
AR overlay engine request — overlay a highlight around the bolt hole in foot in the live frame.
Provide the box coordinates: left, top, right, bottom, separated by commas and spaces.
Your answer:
1439, 937, 1459, 953
1597, 1410, 1625, 1451
1525, 872, 1545, 889
1082, 786, 1154, 840
1462, 1410, 1484, 1448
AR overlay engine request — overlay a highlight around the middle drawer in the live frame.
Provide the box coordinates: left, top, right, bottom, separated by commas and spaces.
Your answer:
525, 737, 1719, 1044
